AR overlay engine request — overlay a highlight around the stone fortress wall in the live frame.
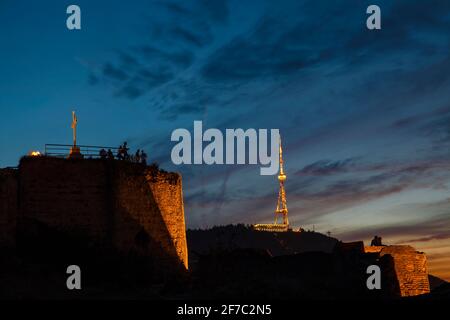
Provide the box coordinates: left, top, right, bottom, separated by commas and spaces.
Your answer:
0, 156, 188, 272
365, 245, 430, 296
0, 156, 433, 296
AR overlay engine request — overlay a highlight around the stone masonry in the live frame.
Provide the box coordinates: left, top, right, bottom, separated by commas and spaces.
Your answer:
0, 156, 188, 273
365, 245, 430, 296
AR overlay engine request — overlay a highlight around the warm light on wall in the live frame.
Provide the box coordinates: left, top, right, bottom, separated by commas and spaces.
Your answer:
29, 151, 41, 156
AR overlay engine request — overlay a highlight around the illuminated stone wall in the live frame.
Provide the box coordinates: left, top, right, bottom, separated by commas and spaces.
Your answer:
113, 164, 188, 270
147, 172, 188, 270
380, 245, 430, 296
365, 245, 430, 296
0, 156, 188, 273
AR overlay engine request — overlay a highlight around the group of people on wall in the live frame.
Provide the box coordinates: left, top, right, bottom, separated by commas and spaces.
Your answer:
98, 142, 148, 165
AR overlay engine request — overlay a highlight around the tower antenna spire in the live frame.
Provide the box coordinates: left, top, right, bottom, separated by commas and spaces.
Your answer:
254, 134, 290, 232
275, 135, 288, 226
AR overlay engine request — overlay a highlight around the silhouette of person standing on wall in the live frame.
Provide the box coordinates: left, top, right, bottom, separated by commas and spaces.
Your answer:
117, 144, 123, 160
371, 235, 383, 246
141, 150, 147, 166
99, 148, 107, 160
122, 142, 129, 160
135, 149, 141, 163
107, 149, 114, 160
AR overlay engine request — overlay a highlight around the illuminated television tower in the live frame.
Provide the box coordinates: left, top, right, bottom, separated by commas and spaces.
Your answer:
254, 135, 290, 232
274, 136, 288, 226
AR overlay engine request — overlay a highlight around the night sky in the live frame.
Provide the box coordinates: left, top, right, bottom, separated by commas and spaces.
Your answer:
1, 0, 449, 280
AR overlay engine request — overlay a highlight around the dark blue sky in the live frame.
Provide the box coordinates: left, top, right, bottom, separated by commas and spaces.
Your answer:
1, 0, 449, 279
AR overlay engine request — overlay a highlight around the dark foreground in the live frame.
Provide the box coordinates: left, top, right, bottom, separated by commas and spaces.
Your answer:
0, 225, 448, 300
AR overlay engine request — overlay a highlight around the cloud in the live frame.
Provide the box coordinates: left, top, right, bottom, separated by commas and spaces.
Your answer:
83, 1, 450, 242
296, 158, 357, 176
201, 15, 320, 82
147, 1, 218, 50
136, 67, 174, 88
337, 212, 450, 243
157, 2, 192, 17
136, 46, 194, 68
102, 63, 128, 81
90, 0, 228, 104
283, 158, 450, 228
405, 233, 450, 243
159, 103, 206, 121
91, 0, 450, 126
391, 104, 450, 148
201, 0, 450, 84
96, 50, 182, 100
343, 1, 450, 61
118, 84, 142, 99
200, 0, 229, 24
157, 0, 229, 24
87, 73, 99, 85
169, 26, 213, 48
118, 52, 140, 69
183, 157, 450, 229
109, 67, 174, 100
422, 108, 450, 145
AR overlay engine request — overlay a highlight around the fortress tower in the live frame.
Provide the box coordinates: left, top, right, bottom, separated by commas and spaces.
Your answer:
0, 156, 189, 274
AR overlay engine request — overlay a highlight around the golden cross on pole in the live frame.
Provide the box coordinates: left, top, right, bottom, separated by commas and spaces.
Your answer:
71, 111, 78, 147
